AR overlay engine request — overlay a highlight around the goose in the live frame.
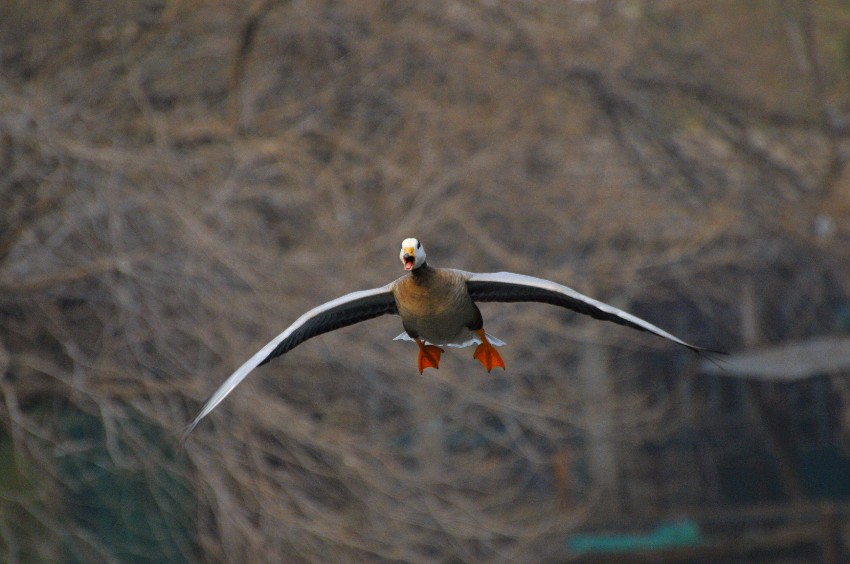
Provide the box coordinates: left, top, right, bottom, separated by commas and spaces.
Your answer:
183, 237, 717, 437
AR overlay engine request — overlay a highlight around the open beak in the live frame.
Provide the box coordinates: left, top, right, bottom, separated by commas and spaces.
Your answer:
403, 247, 415, 270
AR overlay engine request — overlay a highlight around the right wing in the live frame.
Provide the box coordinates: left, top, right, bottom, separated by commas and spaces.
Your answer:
182, 283, 398, 439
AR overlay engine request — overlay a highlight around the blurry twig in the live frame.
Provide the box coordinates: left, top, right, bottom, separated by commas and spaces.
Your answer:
229, 0, 290, 129
0, 252, 150, 295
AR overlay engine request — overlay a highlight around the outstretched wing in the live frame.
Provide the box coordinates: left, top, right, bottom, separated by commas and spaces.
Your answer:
466, 271, 716, 353
183, 283, 398, 439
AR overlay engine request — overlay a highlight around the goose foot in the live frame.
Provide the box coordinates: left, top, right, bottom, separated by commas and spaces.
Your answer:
416, 339, 444, 373
473, 329, 505, 372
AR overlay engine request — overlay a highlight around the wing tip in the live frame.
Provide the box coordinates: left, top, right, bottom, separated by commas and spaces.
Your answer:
179, 417, 201, 448
691, 346, 730, 375
689, 344, 728, 356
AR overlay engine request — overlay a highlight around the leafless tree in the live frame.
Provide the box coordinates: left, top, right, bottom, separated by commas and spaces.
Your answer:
0, 0, 848, 561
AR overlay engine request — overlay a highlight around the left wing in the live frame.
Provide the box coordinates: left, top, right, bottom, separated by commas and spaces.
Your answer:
182, 283, 398, 440
466, 271, 716, 353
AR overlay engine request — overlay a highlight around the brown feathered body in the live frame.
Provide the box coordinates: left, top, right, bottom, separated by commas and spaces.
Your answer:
392, 264, 482, 345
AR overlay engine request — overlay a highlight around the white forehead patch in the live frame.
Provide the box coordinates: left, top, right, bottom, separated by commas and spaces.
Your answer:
402, 237, 419, 248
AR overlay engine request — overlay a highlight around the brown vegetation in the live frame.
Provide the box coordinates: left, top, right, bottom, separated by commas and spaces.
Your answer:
1, 0, 849, 561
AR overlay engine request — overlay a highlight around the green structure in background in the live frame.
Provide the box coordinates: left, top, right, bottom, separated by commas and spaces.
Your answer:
0, 402, 195, 563
568, 520, 703, 554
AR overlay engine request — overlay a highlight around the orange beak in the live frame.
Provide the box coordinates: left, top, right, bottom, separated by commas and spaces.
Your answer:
403, 247, 416, 270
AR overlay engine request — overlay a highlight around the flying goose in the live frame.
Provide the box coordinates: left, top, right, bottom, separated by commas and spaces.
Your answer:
183, 238, 716, 437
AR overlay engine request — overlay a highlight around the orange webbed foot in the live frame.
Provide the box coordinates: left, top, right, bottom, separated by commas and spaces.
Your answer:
473, 329, 505, 372
416, 339, 445, 373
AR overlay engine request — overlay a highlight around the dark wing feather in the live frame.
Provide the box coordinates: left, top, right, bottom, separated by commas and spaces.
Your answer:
183, 284, 398, 439
466, 272, 717, 353
260, 288, 398, 365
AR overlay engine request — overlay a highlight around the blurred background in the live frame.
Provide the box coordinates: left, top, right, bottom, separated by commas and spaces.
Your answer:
1, 0, 849, 562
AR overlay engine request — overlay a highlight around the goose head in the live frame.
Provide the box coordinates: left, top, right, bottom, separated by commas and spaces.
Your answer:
400, 238, 426, 271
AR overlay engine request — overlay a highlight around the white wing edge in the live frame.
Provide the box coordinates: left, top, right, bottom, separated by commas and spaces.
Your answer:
183, 283, 396, 438
466, 271, 697, 349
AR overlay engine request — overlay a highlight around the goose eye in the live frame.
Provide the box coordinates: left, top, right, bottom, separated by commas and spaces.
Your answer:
416, 241, 421, 249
